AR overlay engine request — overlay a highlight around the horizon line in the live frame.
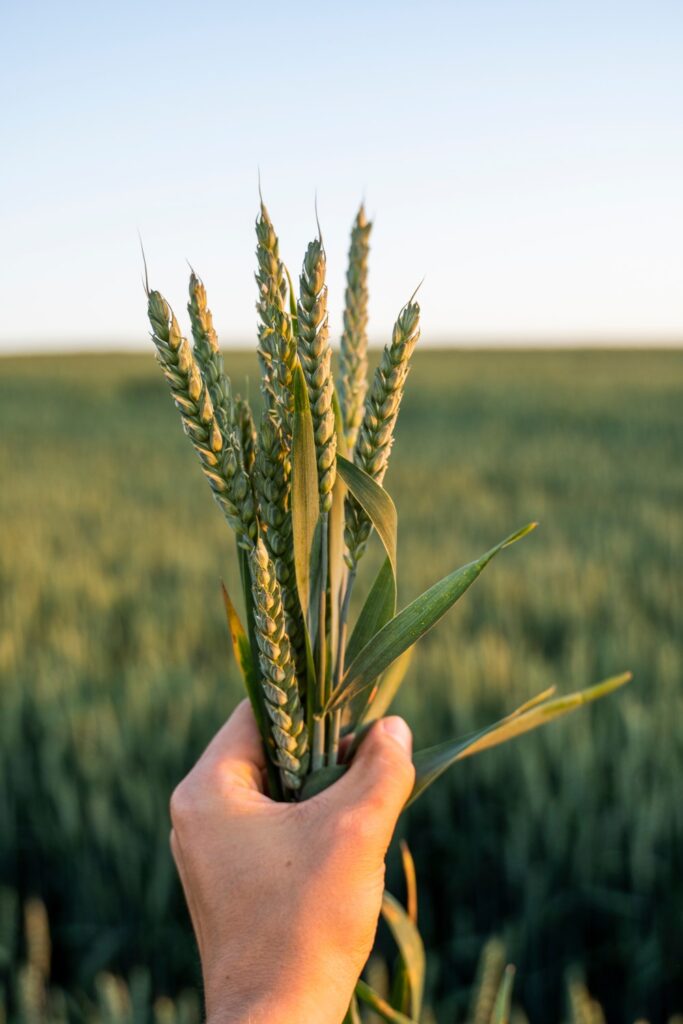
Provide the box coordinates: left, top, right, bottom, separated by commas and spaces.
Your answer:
2, 337, 683, 359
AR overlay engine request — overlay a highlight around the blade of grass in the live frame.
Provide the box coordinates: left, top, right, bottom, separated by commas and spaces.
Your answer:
337, 455, 397, 581
491, 965, 516, 1024
327, 523, 537, 712
357, 646, 415, 728
345, 557, 397, 669
355, 980, 419, 1024
407, 672, 632, 806
381, 891, 425, 1021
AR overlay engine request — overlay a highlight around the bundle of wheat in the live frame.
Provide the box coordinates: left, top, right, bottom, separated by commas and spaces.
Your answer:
145, 196, 630, 1020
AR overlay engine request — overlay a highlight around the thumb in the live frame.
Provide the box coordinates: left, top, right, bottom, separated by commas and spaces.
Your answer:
332, 718, 415, 851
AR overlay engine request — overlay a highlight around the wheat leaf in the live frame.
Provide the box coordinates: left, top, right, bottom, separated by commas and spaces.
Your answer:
381, 892, 425, 1021
345, 557, 397, 669
327, 523, 537, 712
491, 965, 516, 1024
220, 579, 257, 702
300, 763, 347, 800
357, 646, 415, 728
337, 455, 397, 581
407, 672, 632, 807
341, 995, 362, 1024
354, 980, 419, 1024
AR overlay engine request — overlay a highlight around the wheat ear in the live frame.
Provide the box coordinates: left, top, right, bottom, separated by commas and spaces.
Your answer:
249, 538, 309, 791
297, 238, 337, 512
255, 202, 289, 400
235, 396, 257, 475
338, 205, 372, 451
187, 272, 234, 431
254, 411, 306, 681
344, 298, 420, 569
147, 290, 257, 548
267, 304, 298, 426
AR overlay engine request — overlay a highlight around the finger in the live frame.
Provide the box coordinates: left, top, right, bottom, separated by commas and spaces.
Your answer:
331, 717, 415, 850
197, 699, 267, 787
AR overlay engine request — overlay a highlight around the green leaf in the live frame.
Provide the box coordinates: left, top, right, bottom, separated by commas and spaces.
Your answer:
220, 578, 258, 706
337, 455, 397, 581
400, 840, 418, 925
381, 892, 425, 1021
345, 557, 397, 669
299, 763, 347, 801
407, 671, 632, 807
355, 980, 419, 1024
341, 995, 361, 1024
327, 523, 537, 712
491, 965, 516, 1024
291, 363, 320, 624
357, 646, 415, 728
307, 517, 324, 645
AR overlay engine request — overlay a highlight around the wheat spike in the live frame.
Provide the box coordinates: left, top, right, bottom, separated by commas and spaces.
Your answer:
267, 304, 298, 426
235, 396, 257, 475
255, 202, 289, 401
468, 936, 506, 1024
249, 538, 309, 790
148, 290, 257, 548
254, 412, 306, 680
344, 298, 420, 568
187, 272, 234, 432
297, 237, 337, 512
338, 205, 372, 450
24, 899, 50, 981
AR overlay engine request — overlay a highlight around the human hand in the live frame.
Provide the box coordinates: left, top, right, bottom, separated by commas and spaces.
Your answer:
169, 700, 414, 1024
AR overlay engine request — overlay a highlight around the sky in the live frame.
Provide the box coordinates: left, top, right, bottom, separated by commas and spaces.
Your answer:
1, 0, 682, 352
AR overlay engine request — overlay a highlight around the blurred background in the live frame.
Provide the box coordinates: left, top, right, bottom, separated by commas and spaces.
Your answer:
1, 2, 682, 1022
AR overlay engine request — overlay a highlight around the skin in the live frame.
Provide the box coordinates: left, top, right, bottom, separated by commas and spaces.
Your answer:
170, 700, 415, 1024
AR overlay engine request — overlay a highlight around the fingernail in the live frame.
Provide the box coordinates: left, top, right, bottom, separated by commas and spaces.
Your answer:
380, 717, 412, 754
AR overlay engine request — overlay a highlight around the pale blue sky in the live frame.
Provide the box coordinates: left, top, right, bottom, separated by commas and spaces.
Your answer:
1, 0, 682, 350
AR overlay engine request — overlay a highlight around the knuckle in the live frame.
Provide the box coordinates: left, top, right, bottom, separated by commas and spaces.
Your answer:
169, 779, 194, 827
371, 740, 415, 790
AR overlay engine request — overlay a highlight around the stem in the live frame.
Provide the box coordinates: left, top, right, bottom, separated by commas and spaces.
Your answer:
312, 715, 326, 771
317, 512, 329, 715
327, 566, 357, 763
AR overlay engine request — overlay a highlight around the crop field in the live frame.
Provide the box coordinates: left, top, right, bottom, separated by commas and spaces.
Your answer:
0, 348, 681, 1022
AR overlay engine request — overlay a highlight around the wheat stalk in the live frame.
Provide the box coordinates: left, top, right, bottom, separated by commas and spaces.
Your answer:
147, 290, 257, 548
254, 411, 306, 681
249, 538, 309, 791
187, 271, 235, 431
344, 298, 420, 569
297, 237, 337, 512
338, 205, 372, 451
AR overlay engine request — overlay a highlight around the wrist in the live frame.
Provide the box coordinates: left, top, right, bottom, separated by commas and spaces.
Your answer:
205, 976, 350, 1024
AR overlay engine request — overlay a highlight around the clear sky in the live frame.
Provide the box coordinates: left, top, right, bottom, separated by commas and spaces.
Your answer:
2, 0, 682, 351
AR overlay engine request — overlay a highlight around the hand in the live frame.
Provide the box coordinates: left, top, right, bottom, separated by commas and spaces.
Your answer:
169, 700, 415, 1024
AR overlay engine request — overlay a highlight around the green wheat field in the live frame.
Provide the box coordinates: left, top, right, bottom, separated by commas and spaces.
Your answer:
1, 348, 681, 1022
